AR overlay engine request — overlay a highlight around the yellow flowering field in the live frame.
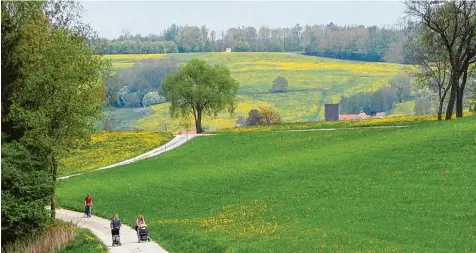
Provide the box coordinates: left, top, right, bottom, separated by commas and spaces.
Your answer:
59, 131, 172, 176
133, 99, 274, 132
217, 115, 439, 133
104, 52, 407, 131
104, 53, 166, 69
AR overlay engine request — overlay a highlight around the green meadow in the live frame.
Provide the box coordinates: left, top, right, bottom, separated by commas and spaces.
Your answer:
104, 53, 407, 132
57, 116, 476, 253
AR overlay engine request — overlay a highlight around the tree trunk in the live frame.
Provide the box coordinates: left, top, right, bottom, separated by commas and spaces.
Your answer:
195, 110, 203, 134
50, 155, 58, 219
437, 99, 443, 121
456, 69, 468, 118
445, 73, 459, 120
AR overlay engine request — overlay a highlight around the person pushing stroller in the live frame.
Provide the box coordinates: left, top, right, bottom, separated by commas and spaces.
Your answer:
135, 215, 151, 242
110, 213, 122, 246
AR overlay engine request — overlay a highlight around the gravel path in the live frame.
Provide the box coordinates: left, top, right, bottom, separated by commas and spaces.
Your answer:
57, 133, 216, 252
56, 209, 168, 253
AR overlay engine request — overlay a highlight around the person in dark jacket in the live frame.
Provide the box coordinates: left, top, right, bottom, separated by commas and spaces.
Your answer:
110, 213, 121, 230
110, 213, 122, 246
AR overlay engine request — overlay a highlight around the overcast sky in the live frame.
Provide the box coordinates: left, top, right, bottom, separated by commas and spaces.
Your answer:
81, 1, 407, 39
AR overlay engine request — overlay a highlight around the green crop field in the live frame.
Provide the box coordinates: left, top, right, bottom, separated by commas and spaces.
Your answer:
104, 53, 408, 132
57, 116, 476, 253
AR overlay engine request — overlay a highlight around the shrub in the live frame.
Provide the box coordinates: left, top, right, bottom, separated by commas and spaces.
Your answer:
259, 105, 282, 124
243, 106, 281, 126
245, 109, 262, 126
142, 91, 166, 107
270, 77, 288, 93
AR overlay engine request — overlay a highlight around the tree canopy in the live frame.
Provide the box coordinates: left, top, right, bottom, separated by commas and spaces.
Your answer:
2, 2, 110, 247
162, 59, 239, 133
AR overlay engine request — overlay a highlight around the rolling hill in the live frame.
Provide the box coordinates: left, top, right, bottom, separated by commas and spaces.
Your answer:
104, 53, 407, 132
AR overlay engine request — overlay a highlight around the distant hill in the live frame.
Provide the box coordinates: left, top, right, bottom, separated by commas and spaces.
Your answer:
104, 52, 407, 132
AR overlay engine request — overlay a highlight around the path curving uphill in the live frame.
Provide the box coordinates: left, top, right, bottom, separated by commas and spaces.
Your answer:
58, 133, 215, 180
57, 132, 215, 252
56, 209, 169, 253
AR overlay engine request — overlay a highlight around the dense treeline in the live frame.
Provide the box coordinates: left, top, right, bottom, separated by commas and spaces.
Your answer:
92, 23, 411, 63
340, 75, 413, 115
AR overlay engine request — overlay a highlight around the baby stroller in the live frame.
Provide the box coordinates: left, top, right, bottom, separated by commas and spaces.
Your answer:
137, 223, 151, 243
111, 227, 121, 246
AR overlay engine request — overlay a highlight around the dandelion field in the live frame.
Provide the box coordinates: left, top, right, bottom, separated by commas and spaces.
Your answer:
59, 131, 172, 176
104, 53, 406, 132
57, 116, 476, 253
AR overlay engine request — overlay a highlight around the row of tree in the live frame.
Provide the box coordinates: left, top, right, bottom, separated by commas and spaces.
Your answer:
1, 1, 109, 249
92, 23, 411, 63
406, 1, 476, 120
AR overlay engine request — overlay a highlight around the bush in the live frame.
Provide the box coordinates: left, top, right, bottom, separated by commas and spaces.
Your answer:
270, 77, 288, 93
142, 91, 166, 107
245, 109, 262, 126
1, 140, 53, 249
243, 106, 281, 126
259, 105, 281, 124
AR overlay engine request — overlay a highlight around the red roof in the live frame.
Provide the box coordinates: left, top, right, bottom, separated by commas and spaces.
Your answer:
339, 114, 358, 120
181, 129, 197, 135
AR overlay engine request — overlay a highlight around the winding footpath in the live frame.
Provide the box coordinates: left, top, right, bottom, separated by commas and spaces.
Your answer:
56, 133, 213, 252
57, 209, 168, 253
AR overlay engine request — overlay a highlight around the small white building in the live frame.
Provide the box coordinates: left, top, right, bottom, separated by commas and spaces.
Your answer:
225, 48, 232, 53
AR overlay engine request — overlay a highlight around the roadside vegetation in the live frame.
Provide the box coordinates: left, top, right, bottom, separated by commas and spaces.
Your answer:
3, 221, 106, 253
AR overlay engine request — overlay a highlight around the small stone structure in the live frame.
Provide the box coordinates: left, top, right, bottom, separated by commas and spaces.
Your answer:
225, 48, 232, 53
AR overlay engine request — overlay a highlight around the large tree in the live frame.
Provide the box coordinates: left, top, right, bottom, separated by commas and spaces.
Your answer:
162, 59, 239, 133
3, 0, 110, 219
406, 1, 476, 119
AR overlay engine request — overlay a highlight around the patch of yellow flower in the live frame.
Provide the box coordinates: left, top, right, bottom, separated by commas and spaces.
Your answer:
103, 54, 166, 60
154, 200, 282, 238
59, 131, 172, 176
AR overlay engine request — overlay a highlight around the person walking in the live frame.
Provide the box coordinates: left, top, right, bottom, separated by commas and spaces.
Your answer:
110, 213, 122, 246
135, 215, 145, 233
84, 194, 93, 218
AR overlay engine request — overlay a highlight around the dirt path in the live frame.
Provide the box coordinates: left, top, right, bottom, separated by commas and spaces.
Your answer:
56, 209, 168, 253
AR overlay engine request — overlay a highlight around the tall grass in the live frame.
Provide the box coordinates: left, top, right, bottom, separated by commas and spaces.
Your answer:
3, 221, 107, 253
3, 221, 74, 253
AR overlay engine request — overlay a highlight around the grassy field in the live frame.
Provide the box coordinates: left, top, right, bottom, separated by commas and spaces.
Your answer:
59, 131, 172, 176
57, 116, 476, 253
104, 53, 406, 132
387, 101, 416, 117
